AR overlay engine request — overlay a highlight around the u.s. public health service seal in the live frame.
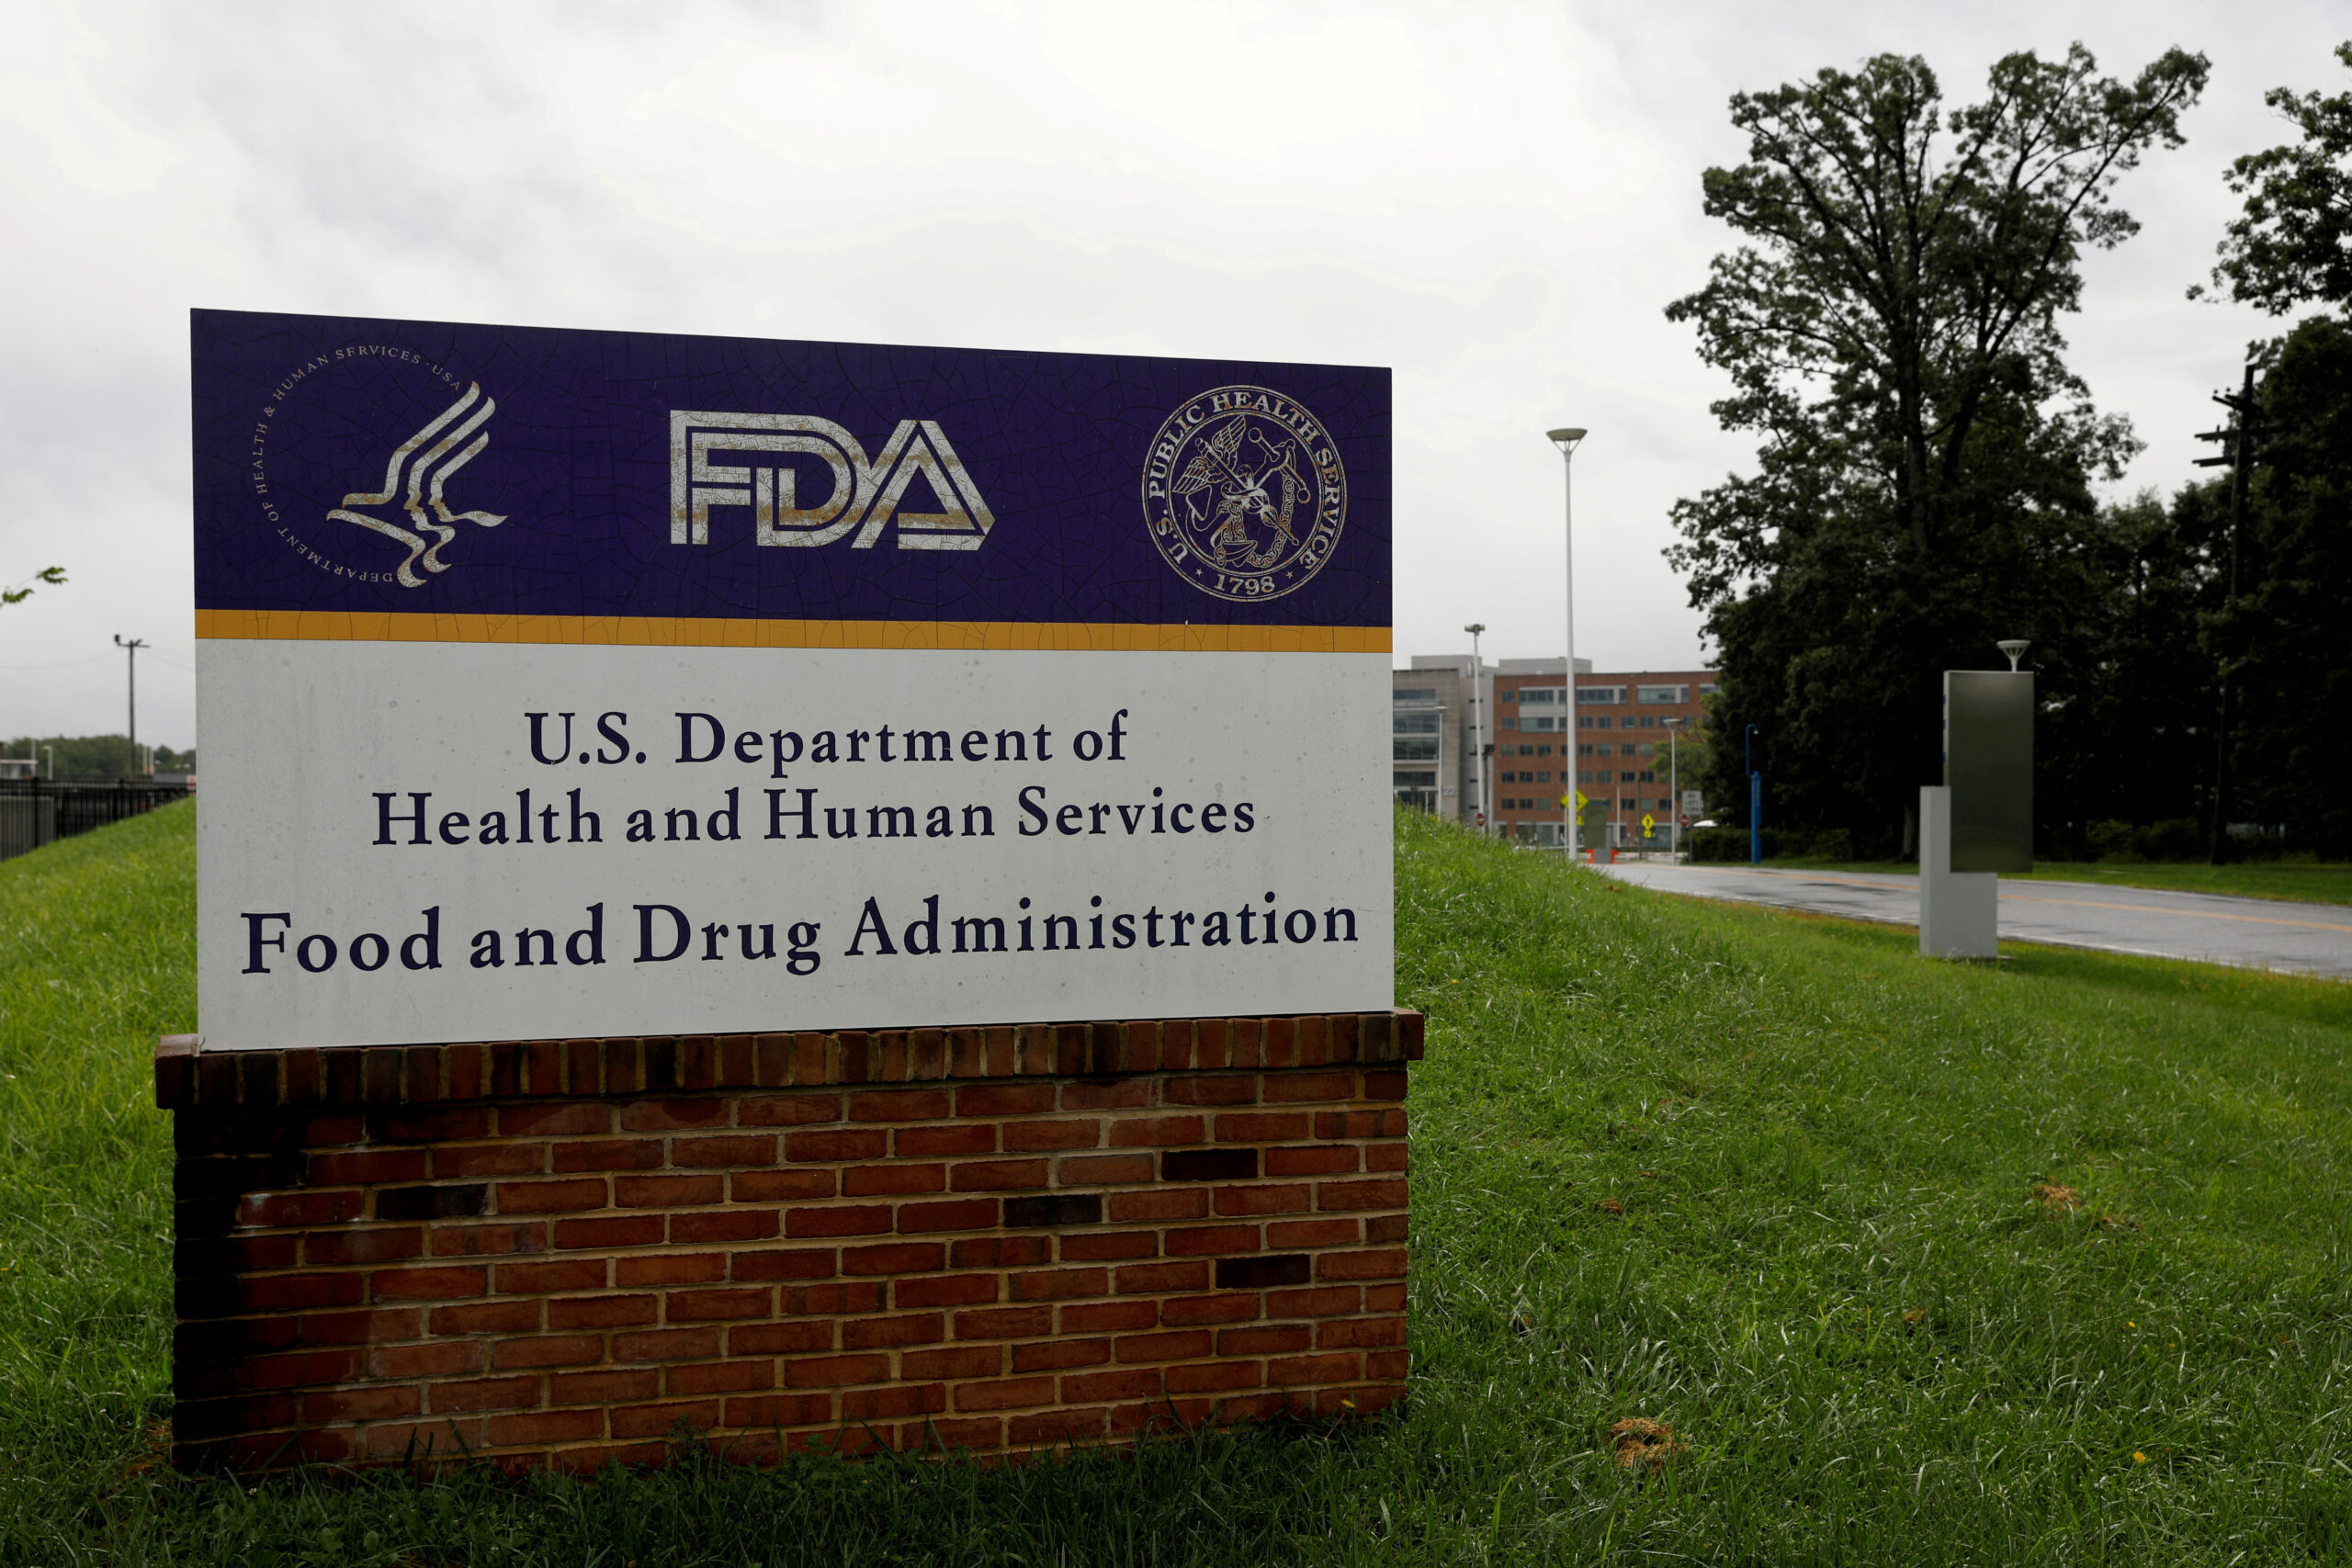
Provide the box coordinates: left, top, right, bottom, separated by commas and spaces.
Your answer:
1142, 386, 1346, 602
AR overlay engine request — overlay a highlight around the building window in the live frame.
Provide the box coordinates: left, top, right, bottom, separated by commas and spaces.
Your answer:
1394, 688, 1437, 705
1393, 710, 1440, 735
1636, 684, 1688, 705
1537, 771, 1552, 784
1500, 716, 1517, 730
1393, 739, 1439, 761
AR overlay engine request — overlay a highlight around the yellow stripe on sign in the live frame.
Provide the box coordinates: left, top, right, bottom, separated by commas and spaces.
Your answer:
193, 610, 1391, 654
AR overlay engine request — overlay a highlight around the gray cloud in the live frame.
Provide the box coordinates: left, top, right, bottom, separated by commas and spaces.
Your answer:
0, 0, 2336, 748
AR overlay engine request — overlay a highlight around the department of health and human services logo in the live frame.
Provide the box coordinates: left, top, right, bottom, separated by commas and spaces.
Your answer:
1142, 386, 1346, 603
247, 345, 510, 588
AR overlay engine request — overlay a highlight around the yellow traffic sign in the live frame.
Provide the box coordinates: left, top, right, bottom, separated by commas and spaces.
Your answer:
1573, 791, 1588, 811
1641, 812, 1656, 835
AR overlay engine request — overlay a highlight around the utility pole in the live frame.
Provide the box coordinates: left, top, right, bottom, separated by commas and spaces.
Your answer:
114, 635, 147, 777
2192, 364, 2267, 864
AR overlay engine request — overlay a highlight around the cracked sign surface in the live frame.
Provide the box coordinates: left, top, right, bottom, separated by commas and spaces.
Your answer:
191, 310, 1392, 1049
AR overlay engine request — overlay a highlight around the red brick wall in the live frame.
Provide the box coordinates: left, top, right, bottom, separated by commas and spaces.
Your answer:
159, 1011, 1421, 1472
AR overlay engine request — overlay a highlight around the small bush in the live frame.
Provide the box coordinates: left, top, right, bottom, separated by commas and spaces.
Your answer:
1690, 826, 1778, 862
2082, 818, 2206, 863
2086, 820, 2142, 862
1800, 827, 1854, 862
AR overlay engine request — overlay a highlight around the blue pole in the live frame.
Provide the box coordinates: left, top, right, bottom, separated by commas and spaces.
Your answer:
1745, 724, 1760, 864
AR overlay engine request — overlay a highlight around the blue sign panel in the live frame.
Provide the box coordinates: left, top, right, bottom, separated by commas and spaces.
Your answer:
192, 310, 1390, 638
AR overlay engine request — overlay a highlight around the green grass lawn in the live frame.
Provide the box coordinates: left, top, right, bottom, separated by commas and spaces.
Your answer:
6, 802, 2352, 1563
1768, 856, 2352, 906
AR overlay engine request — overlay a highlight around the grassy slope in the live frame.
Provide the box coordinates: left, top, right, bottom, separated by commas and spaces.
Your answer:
1770, 858, 2352, 907
4, 804, 2350, 1564
0, 802, 187, 1525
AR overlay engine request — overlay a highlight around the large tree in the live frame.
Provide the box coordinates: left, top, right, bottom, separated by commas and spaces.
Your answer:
1667, 45, 2208, 853
2198, 41, 2352, 316
2221, 315, 2352, 858
2188, 47, 2352, 859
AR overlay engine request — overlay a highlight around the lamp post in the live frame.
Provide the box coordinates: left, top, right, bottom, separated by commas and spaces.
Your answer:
1463, 623, 1487, 835
113, 635, 147, 779
1664, 716, 1683, 862
41, 744, 53, 781
1545, 427, 1587, 857
1746, 722, 1761, 865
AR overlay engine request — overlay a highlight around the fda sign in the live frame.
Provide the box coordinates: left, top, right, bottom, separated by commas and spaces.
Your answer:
193, 310, 1391, 1050
670, 412, 996, 551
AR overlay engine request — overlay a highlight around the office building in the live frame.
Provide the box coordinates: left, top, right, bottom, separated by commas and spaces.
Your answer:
1394, 655, 1714, 846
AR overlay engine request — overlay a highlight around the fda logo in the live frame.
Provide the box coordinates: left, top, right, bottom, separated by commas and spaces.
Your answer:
669, 412, 996, 551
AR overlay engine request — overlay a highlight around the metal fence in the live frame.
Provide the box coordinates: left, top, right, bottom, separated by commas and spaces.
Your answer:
0, 779, 193, 863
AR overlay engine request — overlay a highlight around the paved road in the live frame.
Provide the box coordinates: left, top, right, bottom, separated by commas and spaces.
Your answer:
1593, 862, 2352, 980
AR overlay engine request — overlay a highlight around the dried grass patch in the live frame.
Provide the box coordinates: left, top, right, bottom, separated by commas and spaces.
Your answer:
1609, 1417, 1686, 1475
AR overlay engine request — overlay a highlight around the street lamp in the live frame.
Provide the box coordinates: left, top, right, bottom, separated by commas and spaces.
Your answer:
1664, 716, 1683, 862
1546, 428, 1587, 858
1463, 623, 1487, 836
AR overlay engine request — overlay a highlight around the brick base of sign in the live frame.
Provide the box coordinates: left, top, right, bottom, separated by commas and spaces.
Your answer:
157, 1011, 1422, 1472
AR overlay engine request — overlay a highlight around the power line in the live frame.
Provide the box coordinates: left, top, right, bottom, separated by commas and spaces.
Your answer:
0, 651, 114, 671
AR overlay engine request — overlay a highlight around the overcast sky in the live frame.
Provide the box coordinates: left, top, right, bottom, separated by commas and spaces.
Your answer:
1, 0, 2341, 752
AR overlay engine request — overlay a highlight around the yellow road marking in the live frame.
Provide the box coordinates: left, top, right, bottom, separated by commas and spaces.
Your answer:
2000, 893, 2352, 934
1662, 866, 2352, 934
